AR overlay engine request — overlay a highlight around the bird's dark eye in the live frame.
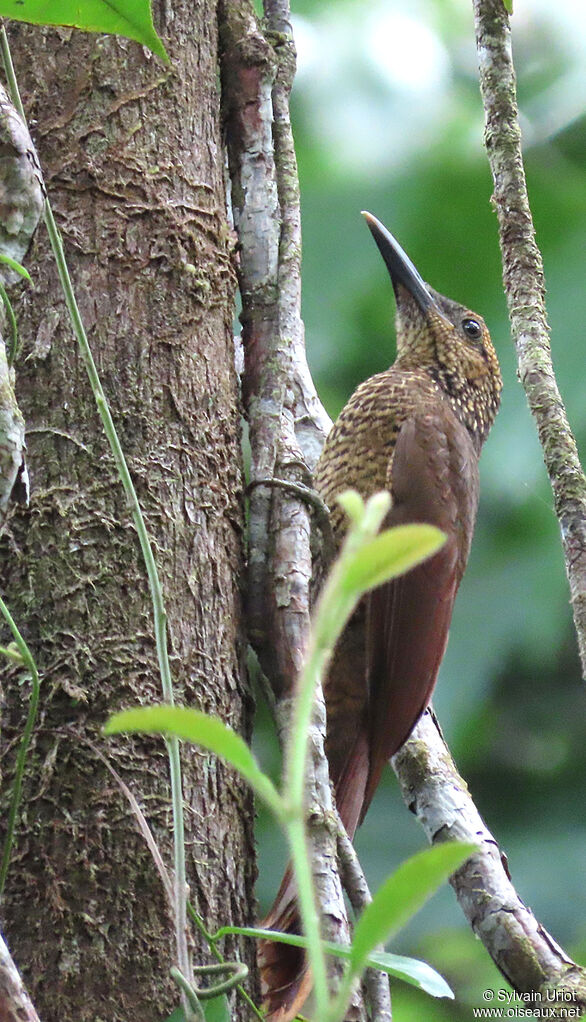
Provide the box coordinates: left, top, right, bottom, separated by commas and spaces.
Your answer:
462, 318, 482, 341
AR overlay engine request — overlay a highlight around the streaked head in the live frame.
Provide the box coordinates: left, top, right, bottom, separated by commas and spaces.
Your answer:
362, 211, 502, 448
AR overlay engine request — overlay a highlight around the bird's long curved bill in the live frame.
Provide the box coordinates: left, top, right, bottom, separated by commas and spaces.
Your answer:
361, 211, 439, 315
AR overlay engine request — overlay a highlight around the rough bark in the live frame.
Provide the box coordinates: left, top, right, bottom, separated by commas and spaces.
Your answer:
0, 6, 255, 1022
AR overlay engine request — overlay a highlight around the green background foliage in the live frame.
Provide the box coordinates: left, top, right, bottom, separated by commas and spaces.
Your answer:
253, 0, 586, 1016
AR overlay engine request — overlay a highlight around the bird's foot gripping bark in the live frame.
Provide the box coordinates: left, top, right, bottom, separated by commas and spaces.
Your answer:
247, 474, 335, 565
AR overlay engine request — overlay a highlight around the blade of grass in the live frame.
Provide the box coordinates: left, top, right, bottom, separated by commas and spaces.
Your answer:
0, 596, 41, 895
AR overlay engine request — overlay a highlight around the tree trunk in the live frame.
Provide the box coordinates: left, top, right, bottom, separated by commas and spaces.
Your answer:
0, 6, 256, 1021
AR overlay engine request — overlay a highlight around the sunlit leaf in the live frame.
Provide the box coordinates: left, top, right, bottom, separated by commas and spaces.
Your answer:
0, 0, 168, 60
343, 523, 445, 594
105, 706, 282, 815
349, 843, 477, 977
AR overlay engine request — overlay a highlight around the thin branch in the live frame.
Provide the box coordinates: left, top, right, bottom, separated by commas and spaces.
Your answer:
472, 0, 586, 677
337, 819, 392, 1022
393, 712, 586, 1010
218, 0, 354, 1012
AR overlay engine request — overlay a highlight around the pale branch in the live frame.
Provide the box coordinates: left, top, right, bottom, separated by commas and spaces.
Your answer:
0, 82, 44, 274
393, 712, 586, 1013
472, 0, 586, 677
0, 82, 43, 513
264, 2, 331, 471
0, 330, 24, 512
0, 931, 43, 1022
218, 0, 355, 1011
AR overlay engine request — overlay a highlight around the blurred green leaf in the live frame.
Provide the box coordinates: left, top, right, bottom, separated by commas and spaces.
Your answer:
105, 706, 282, 816
0, 0, 168, 60
368, 950, 453, 998
214, 924, 453, 998
337, 488, 366, 523
0, 642, 25, 665
161, 993, 230, 1021
349, 843, 477, 978
502, 0, 513, 12
203, 995, 230, 1021
344, 524, 445, 594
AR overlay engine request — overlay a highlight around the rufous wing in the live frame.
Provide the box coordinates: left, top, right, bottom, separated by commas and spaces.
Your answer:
361, 407, 479, 816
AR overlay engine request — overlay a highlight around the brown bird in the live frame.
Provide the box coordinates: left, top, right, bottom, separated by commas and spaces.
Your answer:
260, 213, 502, 1021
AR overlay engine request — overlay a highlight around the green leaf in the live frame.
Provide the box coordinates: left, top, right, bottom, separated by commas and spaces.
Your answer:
367, 950, 453, 999
0, 254, 31, 281
502, 0, 513, 12
203, 995, 230, 1022
343, 523, 445, 595
0, 0, 168, 61
0, 281, 19, 365
214, 925, 453, 999
349, 842, 477, 978
104, 705, 283, 816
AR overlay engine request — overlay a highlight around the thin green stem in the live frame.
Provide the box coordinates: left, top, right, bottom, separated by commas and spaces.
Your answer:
0, 280, 19, 364
0, 25, 192, 1014
281, 492, 392, 1018
285, 643, 330, 811
187, 903, 265, 1021
284, 495, 387, 808
0, 28, 24, 119
192, 961, 249, 998
43, 193, 192, 1016
287, 815, 330, 1017
170, 968, 205, 1022
0, 597, 40, 896
326, 970, 360, 1022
